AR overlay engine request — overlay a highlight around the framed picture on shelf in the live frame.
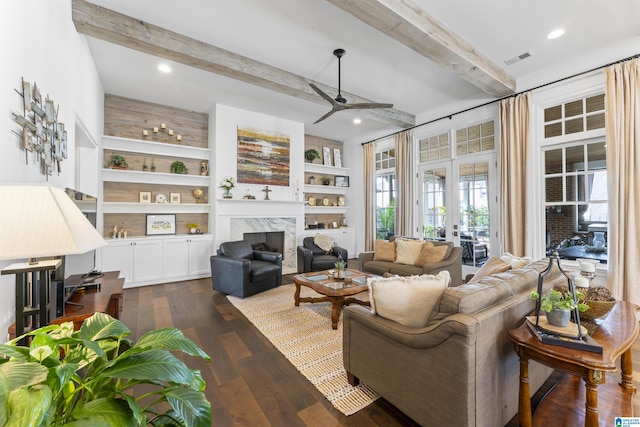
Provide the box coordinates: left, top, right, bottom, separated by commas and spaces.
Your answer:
146, 214, 176, 235
333, 148, 342, 168
335, 176, 350, 187
170, 192, 181, 203
323, 146, 332, 166
139, 191, 151, 203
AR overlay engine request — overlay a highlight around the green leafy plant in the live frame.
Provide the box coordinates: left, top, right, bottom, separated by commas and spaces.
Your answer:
0, 312, 211, 426
334, 254, 346, 271
170, 161, 188, 174
304, 148, 320, 163
530, 289, 589, 312
107, 153, 128, 169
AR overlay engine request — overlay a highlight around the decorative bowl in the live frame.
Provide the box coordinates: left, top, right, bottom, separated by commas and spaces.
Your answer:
579, 298, 616, 321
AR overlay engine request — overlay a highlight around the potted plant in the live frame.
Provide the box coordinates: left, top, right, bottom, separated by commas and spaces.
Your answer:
0, 312, 211, 426
187, 222, 200, 234
219, 176, 235, 198
304, 148, 320, 163
142, 157, 148, 171
321, 177, 331, 185
530, 288, 589, 327
170, 160, 188, 174
334, 255, 346, 279
107, 153, 128, 169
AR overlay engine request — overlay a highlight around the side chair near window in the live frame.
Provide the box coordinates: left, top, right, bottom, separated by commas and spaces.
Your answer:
297, 235, 348, 273
210, 240, 282, 298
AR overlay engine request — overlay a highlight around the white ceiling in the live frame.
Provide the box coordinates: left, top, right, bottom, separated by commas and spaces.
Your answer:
83, 0, 640, 143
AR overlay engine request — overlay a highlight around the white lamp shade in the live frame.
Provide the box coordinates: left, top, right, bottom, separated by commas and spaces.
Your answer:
0, 186, 106, 261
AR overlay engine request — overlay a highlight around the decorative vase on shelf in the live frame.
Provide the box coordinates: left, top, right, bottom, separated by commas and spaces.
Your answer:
223, 189, 232, 199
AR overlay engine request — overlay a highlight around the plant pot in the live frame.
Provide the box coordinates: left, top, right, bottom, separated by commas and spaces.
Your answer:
335, 269, 345, 279
223, 189, 233, 199
546, 309, 570, 327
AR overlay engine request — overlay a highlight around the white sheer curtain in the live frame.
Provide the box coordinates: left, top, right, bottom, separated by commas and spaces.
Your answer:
499, 93, 531, 256
604, 58, 640, 304
363, 142, 376, 251
395, 130, 413, 237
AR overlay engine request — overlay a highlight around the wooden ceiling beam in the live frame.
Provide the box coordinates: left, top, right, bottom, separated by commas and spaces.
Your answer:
71, 0, 415, 128
327, 0, 516, 97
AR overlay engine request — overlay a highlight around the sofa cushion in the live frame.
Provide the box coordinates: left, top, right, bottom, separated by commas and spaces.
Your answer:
368, 271, 450, 327
467, 256, 511, 283
395, 238, 424, 265
500, 252, 532, 269
414, 241, 448, 266
373, 240, 396, 261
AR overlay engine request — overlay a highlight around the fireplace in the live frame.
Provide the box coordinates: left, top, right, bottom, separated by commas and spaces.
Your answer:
243, 231, 285, 259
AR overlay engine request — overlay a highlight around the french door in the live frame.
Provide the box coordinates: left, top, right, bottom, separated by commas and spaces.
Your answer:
418, 153, 498, 266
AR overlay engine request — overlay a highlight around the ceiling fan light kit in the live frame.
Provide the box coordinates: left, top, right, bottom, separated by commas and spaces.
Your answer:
310, 48, 393, 124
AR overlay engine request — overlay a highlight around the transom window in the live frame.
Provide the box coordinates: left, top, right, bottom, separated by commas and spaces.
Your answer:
544, 94, 605, 138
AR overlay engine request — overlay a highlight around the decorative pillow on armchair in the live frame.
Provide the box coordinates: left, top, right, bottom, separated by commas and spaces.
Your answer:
373, 240, 396, 261
368, 271, 451, 328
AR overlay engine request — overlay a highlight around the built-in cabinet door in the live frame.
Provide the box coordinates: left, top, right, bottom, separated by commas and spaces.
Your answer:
188, 236, 213, 276
100, 240, 133, 283
131, 240, 162, 283
332, 229, 356, 257
163, 239, 190, 279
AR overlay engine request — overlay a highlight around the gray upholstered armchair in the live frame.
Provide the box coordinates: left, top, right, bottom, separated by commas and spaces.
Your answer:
210, 240, 282, 298
297, 236, 348, 273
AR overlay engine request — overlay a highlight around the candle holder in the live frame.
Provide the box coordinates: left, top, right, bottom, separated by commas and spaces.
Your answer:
577, 258, 598, 286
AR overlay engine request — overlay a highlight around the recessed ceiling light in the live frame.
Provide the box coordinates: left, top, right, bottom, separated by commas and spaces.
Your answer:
547, 29, 565, 40
158, 64, 172, 73
353, 118, 361, 125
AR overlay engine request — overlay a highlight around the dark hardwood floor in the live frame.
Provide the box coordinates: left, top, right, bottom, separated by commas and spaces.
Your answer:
120, 277, 640, 426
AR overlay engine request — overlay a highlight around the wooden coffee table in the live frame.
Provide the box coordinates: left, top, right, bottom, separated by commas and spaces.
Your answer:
293, 269, 375, 329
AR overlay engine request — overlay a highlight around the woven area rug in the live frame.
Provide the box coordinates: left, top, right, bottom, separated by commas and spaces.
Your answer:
227, 284, 379, 415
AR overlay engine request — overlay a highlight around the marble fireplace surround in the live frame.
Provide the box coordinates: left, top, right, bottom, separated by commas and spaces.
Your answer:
216, 199, 305, 274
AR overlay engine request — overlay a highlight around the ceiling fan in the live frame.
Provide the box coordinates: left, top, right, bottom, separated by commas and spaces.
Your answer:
310, 48, 393, 124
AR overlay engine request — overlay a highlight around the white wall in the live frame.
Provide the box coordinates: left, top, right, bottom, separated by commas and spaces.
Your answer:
0, 0, 104, 340
211, 104, 305, 248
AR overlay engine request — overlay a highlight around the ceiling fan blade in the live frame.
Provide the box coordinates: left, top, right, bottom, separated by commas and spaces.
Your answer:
314, 108, 339, 124
309, 83, 337, 105
345, 102, 394, 110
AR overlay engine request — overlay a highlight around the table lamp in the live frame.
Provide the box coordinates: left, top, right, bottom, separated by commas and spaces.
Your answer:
0, 185, 106, 338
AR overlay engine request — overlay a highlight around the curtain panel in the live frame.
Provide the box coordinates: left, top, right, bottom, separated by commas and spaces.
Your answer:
604, 58, 640, 305
363, 142, 376, 251
499, 93, 531, 256
395, 130, 414, 237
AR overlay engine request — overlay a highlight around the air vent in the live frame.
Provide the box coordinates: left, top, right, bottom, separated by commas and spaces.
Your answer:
504, 51, 533, 66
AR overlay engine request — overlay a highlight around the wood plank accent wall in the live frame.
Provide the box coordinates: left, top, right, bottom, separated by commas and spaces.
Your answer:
104, 95, 208, 147
103, 95, 209, 237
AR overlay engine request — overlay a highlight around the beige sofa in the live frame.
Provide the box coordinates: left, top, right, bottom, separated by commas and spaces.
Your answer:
343, 259, 565, 427
358, 240, 463, 286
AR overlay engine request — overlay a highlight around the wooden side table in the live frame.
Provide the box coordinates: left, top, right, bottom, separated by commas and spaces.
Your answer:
508, 301, 639, 427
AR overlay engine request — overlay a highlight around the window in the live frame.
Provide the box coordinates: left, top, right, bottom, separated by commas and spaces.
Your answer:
544, 94, 605, 138
375, 147, 396, 239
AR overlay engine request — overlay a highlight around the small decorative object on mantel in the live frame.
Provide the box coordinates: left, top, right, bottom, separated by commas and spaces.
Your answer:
527, 251, 602, 353
262, 185, 272, 200
243, 189, 255, 199
219, 176, 235, 199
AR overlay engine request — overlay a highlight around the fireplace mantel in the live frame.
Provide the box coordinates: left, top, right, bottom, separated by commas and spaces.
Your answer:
216, 199, 305, 217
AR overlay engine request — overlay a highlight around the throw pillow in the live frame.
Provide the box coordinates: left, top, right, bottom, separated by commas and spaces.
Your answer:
395, 238, 424, 265
368, 271, 451, 328
500, 252, 532, 269
414, 241, 449, 266
314, 233, 334, 253
373, 240, 396, 261
466, 256, 511, 283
